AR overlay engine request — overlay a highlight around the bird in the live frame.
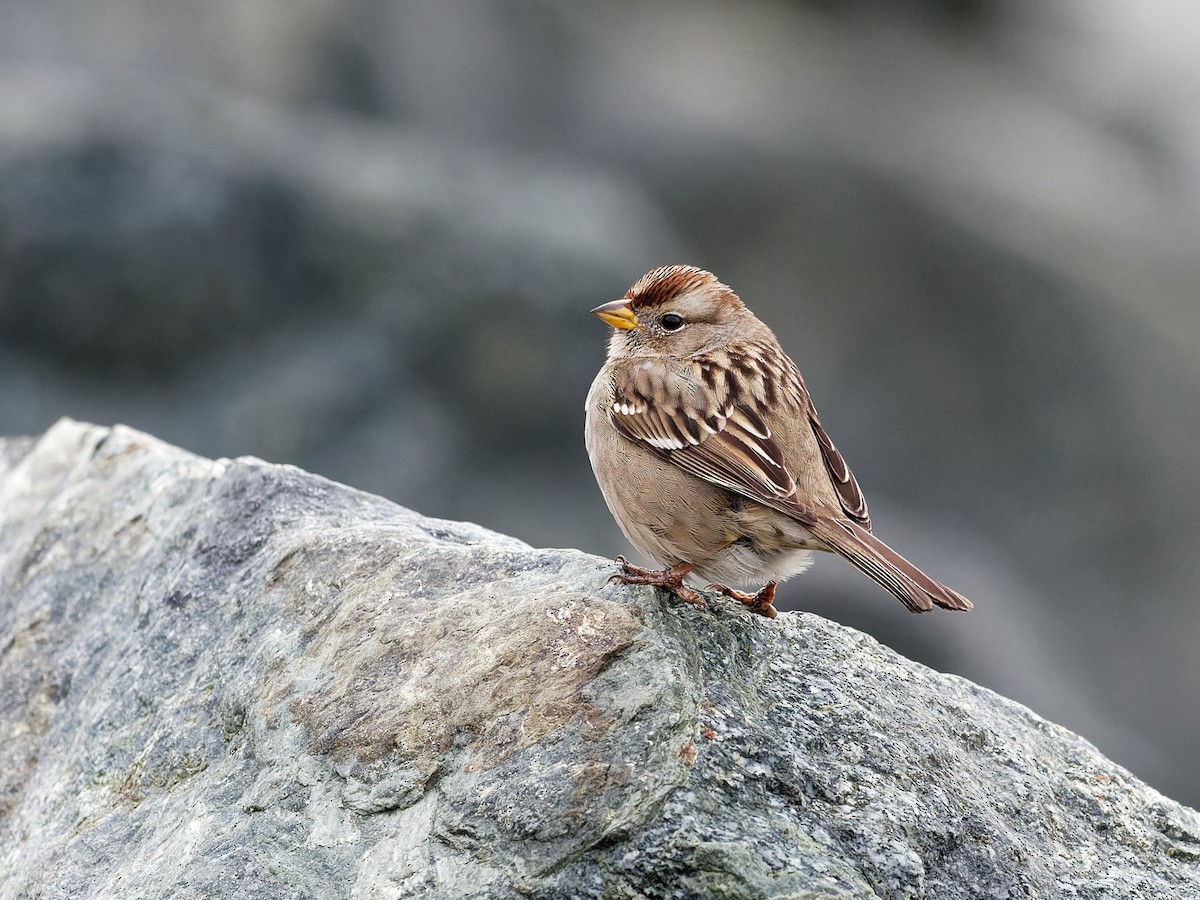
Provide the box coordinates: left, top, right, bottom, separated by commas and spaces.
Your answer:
584, 264, 972, 619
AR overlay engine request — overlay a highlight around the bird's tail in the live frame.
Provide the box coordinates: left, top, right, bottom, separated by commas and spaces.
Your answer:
810, 518, 972, 613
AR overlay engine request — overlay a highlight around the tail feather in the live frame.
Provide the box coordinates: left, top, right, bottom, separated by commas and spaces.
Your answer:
811, 518, 972, 614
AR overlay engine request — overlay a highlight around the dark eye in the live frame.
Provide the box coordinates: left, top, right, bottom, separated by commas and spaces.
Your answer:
660, 313, 685, 332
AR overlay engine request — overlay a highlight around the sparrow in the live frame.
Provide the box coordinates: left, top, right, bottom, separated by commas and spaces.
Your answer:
584, 265, 972, 619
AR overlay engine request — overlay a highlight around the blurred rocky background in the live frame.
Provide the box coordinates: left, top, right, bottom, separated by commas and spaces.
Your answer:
0, 0, 1197, 807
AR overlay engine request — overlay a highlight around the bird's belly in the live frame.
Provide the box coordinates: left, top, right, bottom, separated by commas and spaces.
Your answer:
692, 544, 815, 590
591, 457, 735, 573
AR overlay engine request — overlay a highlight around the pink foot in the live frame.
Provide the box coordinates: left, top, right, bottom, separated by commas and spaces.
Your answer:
707, 581, 778, 619
609, 557, 706, 609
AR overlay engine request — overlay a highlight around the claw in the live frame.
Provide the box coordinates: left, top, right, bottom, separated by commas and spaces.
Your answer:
708, 581, 779, 619
607, 558, 706, 610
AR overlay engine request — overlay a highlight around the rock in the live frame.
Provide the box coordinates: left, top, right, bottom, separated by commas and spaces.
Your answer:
2, 419, 1198, 899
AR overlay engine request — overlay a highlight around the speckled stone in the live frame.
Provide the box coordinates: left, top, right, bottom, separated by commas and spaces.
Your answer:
2, 420, 1198, 899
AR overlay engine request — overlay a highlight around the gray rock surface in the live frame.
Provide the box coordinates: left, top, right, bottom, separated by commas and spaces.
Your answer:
2, 419, 1198, 899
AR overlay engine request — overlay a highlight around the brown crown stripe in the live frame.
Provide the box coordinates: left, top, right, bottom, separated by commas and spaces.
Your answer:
627, 265, 724, 310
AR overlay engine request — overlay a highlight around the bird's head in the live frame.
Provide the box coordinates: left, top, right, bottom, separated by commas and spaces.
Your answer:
591, 265, 758, 359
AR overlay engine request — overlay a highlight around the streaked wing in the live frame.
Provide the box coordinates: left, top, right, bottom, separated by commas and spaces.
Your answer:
608, 349, 872, 530
797, 378, 871, 530
607, 353, 815, 523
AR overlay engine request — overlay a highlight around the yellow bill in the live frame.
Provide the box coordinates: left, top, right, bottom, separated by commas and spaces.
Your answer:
590, 299, 639, 330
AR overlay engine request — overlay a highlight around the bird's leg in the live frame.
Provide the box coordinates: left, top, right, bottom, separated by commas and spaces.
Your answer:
609, 556, 706, 609
707, 581, 779, 619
